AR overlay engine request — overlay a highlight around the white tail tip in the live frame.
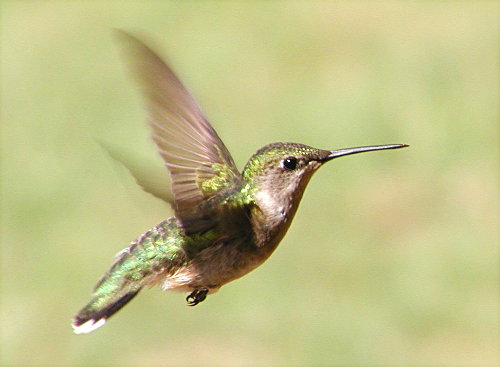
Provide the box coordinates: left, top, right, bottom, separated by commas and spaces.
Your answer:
72, 318, 106, 334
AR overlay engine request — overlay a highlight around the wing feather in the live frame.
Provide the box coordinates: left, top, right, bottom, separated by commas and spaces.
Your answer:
118, 31, 242, 230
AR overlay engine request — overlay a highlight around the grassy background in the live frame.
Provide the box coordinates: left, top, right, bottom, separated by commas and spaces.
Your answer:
1, 2, 498, 366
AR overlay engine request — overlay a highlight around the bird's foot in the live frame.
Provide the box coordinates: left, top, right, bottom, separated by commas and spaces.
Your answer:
186, 288, 208, 306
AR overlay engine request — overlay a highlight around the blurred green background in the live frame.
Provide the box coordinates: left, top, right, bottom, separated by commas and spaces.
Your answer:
1, 2, 498, 366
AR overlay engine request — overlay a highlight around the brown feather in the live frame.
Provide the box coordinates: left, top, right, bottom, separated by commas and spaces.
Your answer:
117, 31, 242, 230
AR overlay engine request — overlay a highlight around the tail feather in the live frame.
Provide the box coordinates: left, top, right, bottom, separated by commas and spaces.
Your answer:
72, 218, 180, 334
72, 289, 141, 334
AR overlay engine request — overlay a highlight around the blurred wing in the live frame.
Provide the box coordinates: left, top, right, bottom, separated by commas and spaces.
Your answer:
118, 31, 242, 226
97, 139, 174, 205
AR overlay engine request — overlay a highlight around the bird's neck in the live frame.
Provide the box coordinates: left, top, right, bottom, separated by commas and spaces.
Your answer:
249, 178, 308, 248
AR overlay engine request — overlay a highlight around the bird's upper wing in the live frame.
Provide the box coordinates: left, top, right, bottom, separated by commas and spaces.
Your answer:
119, 31, 242, 232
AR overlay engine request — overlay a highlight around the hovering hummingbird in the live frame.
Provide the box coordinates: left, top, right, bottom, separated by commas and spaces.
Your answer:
72, 32, 408, 334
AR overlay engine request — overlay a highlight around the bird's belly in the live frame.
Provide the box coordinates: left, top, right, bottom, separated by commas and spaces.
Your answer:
163, 237, 272, 292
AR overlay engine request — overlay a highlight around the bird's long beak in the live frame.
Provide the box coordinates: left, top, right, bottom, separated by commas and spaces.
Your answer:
322, 144, 408, 162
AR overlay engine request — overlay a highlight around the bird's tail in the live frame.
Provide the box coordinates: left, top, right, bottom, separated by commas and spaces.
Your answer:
72, 245, 148, 334
72, 219, 178, 334
72, 286, 142, 334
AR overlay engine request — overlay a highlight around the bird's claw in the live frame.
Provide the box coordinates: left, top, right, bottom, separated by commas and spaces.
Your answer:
186, 288, 208, 306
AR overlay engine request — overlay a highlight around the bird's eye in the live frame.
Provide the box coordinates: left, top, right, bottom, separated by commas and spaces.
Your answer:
282, 157, 298, 170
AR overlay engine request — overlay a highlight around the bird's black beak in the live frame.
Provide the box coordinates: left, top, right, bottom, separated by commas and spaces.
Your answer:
319, 144, 409, 162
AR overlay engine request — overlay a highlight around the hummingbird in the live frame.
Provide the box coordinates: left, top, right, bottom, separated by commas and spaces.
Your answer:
72, 31, 408, 334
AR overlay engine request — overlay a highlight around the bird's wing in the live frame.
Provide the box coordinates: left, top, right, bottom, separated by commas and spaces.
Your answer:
97, 139, 174, 205
118, 31, 242, 232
